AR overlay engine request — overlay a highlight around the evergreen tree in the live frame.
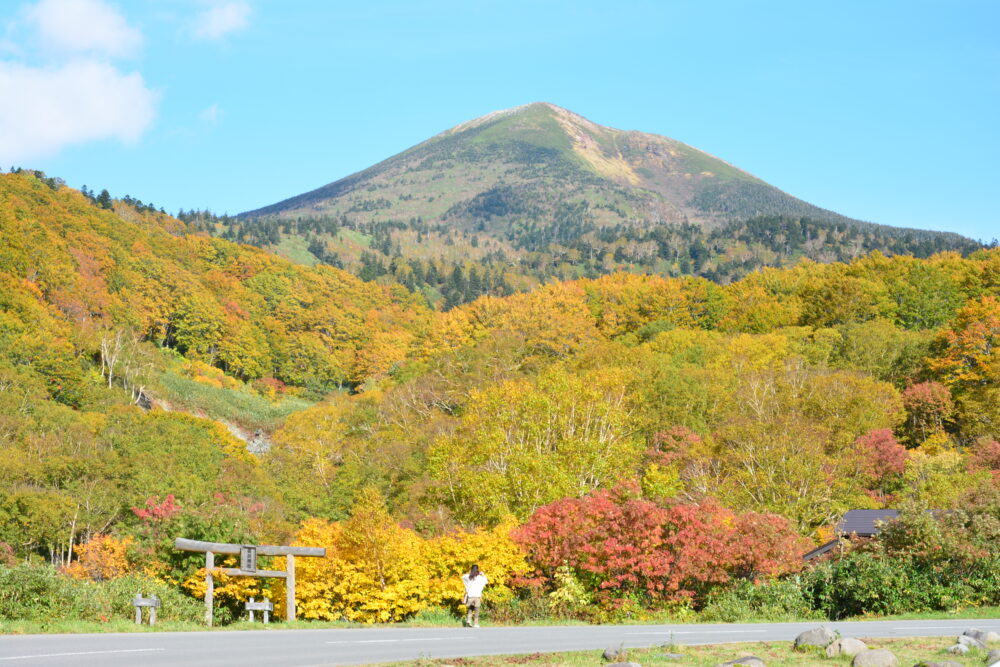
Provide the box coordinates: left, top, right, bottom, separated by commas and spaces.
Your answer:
96, 189, 113, 210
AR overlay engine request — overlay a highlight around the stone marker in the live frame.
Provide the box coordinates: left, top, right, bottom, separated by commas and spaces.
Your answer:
826, 637, 868, 657
132, 593, 160, 625
715, 657, 766, 667
852, 648, 899, 667
245, 597, 274, 623
794, 626, 837, 649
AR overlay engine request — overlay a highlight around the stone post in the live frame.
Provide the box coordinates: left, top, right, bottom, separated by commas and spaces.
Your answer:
205, 551, 214, 627
286, 553, 295, 622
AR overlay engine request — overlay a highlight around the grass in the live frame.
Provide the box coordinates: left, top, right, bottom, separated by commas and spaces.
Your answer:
367, 637, 998, 667
155, 370, 315, 432
0, 615, 589, 635
274, 235, 318, 266
338, 228, 373, 248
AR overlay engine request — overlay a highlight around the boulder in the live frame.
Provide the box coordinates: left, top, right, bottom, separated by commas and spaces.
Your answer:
794, 626, 837, 649
956, 634, 986, 649
603, 647, 627, 662
989, 649, 1000, 663
961, 627, 1000, 644
716, 657, 765, 667
945, 644, 968, 655
852, 649, 900, 667
962, 628, 988, 643
826, 638, 869, 657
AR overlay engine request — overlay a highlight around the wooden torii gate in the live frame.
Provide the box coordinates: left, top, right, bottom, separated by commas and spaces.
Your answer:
174, 537, 326, 626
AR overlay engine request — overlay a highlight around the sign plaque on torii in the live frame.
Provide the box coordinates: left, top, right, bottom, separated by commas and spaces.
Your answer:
174, 537, 326, 626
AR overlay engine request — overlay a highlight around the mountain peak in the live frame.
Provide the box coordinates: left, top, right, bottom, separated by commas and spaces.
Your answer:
443, 101, 579, 135
241, 104, 871, 231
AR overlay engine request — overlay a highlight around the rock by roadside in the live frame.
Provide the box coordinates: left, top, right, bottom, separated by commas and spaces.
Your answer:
852, 648, 899, 667
794, 626, 837, 650
826, 638, 868, 657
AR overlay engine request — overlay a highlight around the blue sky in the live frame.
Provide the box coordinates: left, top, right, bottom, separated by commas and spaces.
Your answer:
2, 0, 997, 241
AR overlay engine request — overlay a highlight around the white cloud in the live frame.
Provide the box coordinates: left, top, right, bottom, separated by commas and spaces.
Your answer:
0, 59, 157, 164
199, 102, 222, 124
193, 2, 251, 40
27, 0, 142, 58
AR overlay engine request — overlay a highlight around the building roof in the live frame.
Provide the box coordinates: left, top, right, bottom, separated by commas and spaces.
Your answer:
802, 539, 839, 560
836, 509, 900, 537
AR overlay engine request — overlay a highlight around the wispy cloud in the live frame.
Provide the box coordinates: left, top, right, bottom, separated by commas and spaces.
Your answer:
193, 1, 251, 40
199, 103, 223, 124
27, 0, 143, 58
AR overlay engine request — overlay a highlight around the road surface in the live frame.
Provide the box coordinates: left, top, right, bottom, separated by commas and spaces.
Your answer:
1, 619, 998, 666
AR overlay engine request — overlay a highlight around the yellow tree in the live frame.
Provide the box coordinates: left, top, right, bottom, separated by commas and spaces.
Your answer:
428, 364, 642, 524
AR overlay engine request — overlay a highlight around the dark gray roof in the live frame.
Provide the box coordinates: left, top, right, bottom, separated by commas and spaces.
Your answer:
802, 539, 839, 560
836, 509, 899, 536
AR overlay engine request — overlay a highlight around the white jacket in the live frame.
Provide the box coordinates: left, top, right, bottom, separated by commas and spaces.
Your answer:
462, 572, 488, 597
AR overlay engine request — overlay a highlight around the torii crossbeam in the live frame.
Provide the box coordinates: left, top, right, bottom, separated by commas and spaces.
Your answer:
174, 537, 326, 626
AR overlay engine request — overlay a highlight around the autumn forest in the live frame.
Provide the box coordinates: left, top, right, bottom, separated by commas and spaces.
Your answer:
1, 169, 999, 626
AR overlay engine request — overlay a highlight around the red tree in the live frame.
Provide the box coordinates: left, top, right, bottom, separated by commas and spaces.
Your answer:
854, 429, 909, 487
901, 381, 954, 443
512, 485, 807, 604
968, 437, 1000, 481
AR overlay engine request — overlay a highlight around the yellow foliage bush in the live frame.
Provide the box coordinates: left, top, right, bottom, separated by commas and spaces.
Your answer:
63, 534, 134, 581
273, 493, 528, 623
424, 516, 528, 610
183, 360, 240, 390
182, 556, 270, 606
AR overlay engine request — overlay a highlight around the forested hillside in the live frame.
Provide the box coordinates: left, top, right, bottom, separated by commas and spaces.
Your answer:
187, 103, 984, 308
2, 170, 999, 623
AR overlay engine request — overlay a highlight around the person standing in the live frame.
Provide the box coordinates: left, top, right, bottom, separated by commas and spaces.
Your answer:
461, 564, 488, 627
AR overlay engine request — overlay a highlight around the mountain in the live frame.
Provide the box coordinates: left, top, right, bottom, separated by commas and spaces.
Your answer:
243, 102, 860, 227
190, 103, 980, 307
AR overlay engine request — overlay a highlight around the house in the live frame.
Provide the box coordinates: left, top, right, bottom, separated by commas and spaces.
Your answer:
802, 509, 900, 560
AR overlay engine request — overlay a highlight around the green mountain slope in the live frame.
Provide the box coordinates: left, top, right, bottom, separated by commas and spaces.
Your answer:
193, 103, 980, 307
245, 102, 857, 226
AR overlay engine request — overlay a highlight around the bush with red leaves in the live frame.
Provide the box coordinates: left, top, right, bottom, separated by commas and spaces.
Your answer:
512, 484, 809, 605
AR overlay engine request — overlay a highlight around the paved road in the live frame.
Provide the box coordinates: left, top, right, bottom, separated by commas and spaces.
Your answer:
1, 619, 998, 666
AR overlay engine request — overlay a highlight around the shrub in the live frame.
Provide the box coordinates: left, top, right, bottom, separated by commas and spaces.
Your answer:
274, 490, 527, 623
0, 564, 201, 623
513, 485, 808, 605
701, 578, 820, 622
803, 551, 975, 618
63, 535, 135, 581
0, 564, 99, 621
